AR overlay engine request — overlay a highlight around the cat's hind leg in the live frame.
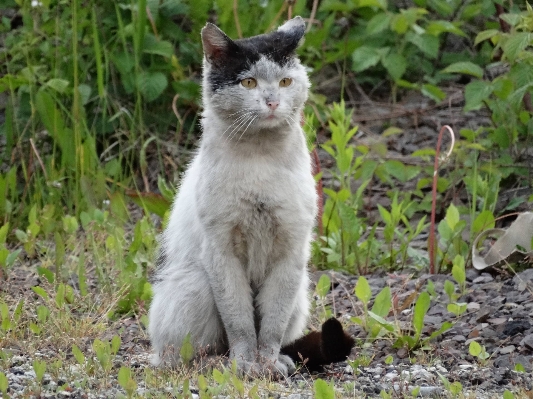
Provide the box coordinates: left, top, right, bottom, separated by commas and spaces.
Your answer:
148, 266, 227, 366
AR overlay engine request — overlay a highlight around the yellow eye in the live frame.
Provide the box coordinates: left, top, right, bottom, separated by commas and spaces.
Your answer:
279, 78, 292, 87
241, 78, 257, 89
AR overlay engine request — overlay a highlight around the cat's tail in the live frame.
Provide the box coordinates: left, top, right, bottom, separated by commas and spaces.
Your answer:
280, 318, 355, 371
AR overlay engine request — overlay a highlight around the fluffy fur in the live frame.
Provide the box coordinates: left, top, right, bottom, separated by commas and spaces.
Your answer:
148, 17, 318, 378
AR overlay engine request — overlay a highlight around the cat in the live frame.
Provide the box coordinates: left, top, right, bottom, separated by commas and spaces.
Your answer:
148, 16, 353, 379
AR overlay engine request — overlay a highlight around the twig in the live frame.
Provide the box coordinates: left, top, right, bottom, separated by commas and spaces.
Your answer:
233, 0, 242, 38
266, 2, 288, 32
29, 138, 48, 181
145, 5, 158, 39
287, 0, 294, 19
429, 125, 455, 274
307, 0, 319, 32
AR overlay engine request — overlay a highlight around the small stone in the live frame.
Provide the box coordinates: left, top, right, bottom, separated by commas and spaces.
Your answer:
452, 335, 466, 343
487, 317, 507, 325
397, 348, 408, 359
520, 334, 533, 350
499, 345, 516, 354
476, 309, 491, 323
467, 302, 480, 310
287, 394, 302, 399
473, 275, 493, 284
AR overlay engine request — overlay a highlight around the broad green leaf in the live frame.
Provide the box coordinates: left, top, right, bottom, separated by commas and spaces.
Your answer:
72, 344, 86, 365
413, 291, 430, 337
445, 203, 460, 230
472, 210, 495, 234
352, 46, 381, 72
443, 279, 455, 300
316, 274, 331, 298
0, 371, 7, 394
125, 190, 171, 218
502, 32, 532, 62
382, 52, 407, 81
447, 302, 467, 316
143, 36, 174, 58
452, 255, 465, 285
366, 13, 391, 34
421, 84, 446, 102
474, 29, 499, 45
180, 334, 194, 364
136, 71, 168, 102
314, 378, 335, 399
442, 62, 483, 79
503, 390, 515, 399
371, 286, 391, 317
407, 33, 439, 58
45, 78, 69, 93
367, 311, 395, 332
426, 21, 466, 37
355, 276, 372, 305
469, 340, 482, 356
357, 0, 387, 10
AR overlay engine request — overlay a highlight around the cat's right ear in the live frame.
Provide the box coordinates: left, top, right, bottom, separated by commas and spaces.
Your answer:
201, 23, 233, 64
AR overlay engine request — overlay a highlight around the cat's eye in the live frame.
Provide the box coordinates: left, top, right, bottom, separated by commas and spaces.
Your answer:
241, 78, 257, 89
279, 78, 292, 87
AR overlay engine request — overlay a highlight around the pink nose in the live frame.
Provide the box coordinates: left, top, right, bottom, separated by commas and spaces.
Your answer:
267, 100, 279, 111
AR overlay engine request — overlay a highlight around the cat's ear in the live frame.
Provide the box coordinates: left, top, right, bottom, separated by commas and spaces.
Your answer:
276, 16, 306, 54
201, 23, 234, 64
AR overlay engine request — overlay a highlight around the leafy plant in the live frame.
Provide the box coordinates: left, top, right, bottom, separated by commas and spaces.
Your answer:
469, 340, 490, 365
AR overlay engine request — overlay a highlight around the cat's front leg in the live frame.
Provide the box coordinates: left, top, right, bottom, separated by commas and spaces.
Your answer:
202, 244, 260, 373
255, 259, 307, 377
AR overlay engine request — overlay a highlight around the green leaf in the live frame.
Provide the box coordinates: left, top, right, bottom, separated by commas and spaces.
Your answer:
355, 276, 372, 305
32, 359, 46, 383
352, 46, 381, 72
125, 190, 171, 218
45, 78, 69, 93
445, 203, 460, 230
32, 286, 49, 300
407, 33, 439, 58
0, 371, 7, 394
442, 62, 484, 79
469, 340, 482, 356
382, 53, 407, 81
503, 390, 515, 399
314, 378, 335, 399
447, 302, 467, 316
143, 36, 174, 58
464, 80, 493, 112
366, 13, 391, 34
371, 286, 391, 317
443, 279, 455, 300
136, 71, 168, 102
472, 210, 495, 234
502, 32, 532, 62
421, 84, 446, 102
425, 21, 466, 37
316, 274, 331, 298
72, 344, 86, 365
180, 333, 194, 364
474, 29, 499, 45
413, 291, 430, 338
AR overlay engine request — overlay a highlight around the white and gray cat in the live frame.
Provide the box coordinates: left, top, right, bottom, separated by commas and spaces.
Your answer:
148, 16, 353, 378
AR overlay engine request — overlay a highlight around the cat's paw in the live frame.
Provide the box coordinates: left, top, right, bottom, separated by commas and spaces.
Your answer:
277, 354, 296, 374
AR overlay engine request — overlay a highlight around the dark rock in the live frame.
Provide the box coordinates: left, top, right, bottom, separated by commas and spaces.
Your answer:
493, 354, 533, 371
499, 320, 531, 337
476, 308, 492, 323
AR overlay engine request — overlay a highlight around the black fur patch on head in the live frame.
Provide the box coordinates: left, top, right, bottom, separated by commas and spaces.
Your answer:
201, 19, 305, 92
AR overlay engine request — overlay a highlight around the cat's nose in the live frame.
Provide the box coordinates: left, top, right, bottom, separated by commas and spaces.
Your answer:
266, 100, 279, 111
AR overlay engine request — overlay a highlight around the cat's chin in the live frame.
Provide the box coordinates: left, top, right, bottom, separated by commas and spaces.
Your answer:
255, 115, 292, 130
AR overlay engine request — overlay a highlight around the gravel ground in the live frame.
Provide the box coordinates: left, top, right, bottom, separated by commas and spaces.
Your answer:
2, 266, 532, 398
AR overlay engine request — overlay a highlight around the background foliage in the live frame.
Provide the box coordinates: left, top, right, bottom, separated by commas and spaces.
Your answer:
1, 0, 532, 285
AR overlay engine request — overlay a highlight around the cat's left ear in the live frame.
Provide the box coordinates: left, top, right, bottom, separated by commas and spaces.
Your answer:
276, 16, 306, 52
201, 23, 235, 64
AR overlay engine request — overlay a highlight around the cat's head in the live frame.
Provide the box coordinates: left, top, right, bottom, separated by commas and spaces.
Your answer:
201, 17, 309, 133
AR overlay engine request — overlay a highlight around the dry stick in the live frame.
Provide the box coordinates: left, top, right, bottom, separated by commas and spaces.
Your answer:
233, 0, 242, 38
428, 125, 455, 274
307, 0, 319, 32
145, 6, 158, 39
29, 138, 48, 181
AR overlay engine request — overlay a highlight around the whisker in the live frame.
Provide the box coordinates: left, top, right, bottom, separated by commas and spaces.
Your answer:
220, 113, 252, 140
226, 114, 255, 143
237, 116, 258, 142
